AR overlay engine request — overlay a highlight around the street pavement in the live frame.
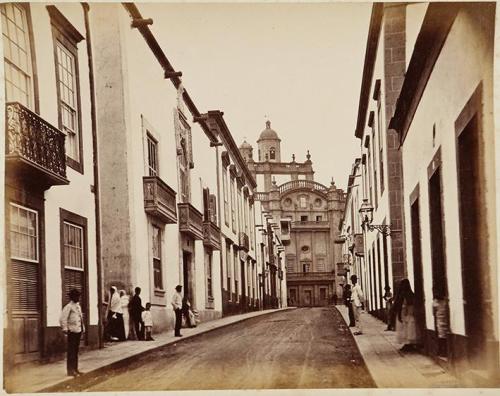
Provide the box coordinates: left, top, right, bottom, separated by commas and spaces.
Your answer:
337, 305, 463, 388
51, 307, 375, 391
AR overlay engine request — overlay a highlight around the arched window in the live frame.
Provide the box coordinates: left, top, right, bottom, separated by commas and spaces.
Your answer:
270, 147, 276, 160
258, 149, 261, 161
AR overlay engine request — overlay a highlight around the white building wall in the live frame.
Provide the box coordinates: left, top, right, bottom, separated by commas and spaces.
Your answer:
29, 3, 98, 327
401, 9, 494, 335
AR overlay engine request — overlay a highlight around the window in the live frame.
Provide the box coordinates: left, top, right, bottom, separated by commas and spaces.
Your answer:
147, 134, 158, 176
63, 222, 83, 270
10, 203, 38, 262
299, 196, 307, 208
300, 215, 308, 222
230, 178, 236, 232
372, 128, 378, 208
152, 225, 163, 290
233, 250, 239, 301
60, 209, 88, 317
302, 262, 310, 273
1, 3, 33, 108
286, 256, 295, 272
222, 169, 229, 225
56, 42, 80, 163
206, 251, 213, 299
49, 6, 85, 172
270, 147, 276, 160
378, 101, 385, 194
316, 215, 322, 222
226, 244, 232, 298
316, 258, 325, 272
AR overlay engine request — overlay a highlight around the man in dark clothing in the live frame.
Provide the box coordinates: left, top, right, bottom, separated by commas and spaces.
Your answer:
129, 287, 144, 340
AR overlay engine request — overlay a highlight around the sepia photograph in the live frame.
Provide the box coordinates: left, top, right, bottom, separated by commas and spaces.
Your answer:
1, 0, 499, 394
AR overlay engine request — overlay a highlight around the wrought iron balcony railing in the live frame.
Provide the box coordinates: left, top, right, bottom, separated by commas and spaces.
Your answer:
178, 202, 204, 240
143, 176, 177, 224
5, 102, 68, 187
203, 221, 221, 250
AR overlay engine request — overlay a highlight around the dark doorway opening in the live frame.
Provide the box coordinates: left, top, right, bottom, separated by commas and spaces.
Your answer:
428, 165, 448, 357
410, 195, 426, 345
183, 250, 192, 303
457, 114, 489, 367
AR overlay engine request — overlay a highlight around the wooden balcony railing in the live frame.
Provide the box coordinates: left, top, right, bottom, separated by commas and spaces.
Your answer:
143, 176, 177, 224
5, 102, 68, 187
239, 231, 250, 252
178, 202, 204, 239
203, 221, 221, 250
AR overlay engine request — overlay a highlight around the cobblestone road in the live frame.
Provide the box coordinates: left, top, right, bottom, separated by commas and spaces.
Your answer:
64, 307, 375, 390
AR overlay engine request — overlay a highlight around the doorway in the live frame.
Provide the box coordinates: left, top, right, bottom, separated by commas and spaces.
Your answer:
240, 259, 246, 308
182, 250, 192, 303
457, 112, 489, 367
303, 289, 312, 306
428, 161, 448, 357
410, 194, 426, 344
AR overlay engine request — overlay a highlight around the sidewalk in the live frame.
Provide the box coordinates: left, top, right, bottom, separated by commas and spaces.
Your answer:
5, 308, 293, 393
336, 305, 462, 388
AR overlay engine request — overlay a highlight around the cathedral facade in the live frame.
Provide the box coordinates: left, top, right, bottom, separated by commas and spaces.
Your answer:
239, 122, 345, 307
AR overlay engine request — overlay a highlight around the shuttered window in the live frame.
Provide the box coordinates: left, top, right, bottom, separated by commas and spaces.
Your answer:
147, 133, 158, 176
62, 221, 85, 312
9, 204, 39, 312
152, 225, 163, 290
63, 222, 83, 270
10, 204, 38, 262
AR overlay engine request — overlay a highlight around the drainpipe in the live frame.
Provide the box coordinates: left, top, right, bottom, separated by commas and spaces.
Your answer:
82, 3, 103, 349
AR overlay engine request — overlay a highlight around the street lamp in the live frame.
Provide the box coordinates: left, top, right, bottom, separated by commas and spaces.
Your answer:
359, 198, 391, 236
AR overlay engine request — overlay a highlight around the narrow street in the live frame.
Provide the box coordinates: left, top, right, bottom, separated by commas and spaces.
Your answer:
61, 308, 374, 391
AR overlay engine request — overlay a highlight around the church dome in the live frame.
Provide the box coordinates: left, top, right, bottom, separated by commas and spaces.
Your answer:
240, 140, 253, 149
258, 121, 281, 141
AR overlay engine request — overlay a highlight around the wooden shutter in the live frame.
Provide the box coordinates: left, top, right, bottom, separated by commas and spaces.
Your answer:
10, 260, 39, 312
203, 188, 210, 222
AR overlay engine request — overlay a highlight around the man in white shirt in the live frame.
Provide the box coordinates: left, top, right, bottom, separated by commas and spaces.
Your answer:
60, 289, 85, 376
171, 285, 183, 337
351, 274, 365, 335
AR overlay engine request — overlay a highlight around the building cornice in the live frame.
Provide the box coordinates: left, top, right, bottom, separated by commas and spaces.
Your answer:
354, 3, 384, 139
205, 110, 257, 189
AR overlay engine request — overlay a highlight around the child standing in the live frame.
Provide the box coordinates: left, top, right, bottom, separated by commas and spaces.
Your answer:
141, 303, 154, 341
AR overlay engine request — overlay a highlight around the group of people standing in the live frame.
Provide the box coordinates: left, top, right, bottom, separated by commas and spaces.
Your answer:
59, 284, 196, 377
105, 286, 154, 342
343, 275, 422, 352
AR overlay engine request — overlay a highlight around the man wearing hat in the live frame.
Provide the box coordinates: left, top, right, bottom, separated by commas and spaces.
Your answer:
350, 274, 365, 335
60, 288, 85, 376
171, 285, 183, 337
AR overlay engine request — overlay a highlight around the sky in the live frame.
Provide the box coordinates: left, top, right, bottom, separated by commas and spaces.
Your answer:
142, 2, 372, 190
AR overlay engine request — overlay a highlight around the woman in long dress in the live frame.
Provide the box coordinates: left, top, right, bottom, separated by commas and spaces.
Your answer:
106, 286, 126, 341
393, 279, 421, 352
119, 290, 130, 340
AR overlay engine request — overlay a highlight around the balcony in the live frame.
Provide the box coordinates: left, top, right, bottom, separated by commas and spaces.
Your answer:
5, 102, 69, 188
178, 202, 204, 239
287, 271, 336, 283
239, 231, 250, 252
203, 221, 221, 250
143, 176, 177, 224
291, 220, 330, 230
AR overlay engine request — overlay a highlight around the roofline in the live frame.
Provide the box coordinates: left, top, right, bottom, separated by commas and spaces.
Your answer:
388, 3, 461, 143
354, 3, 384, 139
206, 110, 257, 189
339, 158, 361, 230
122, 3, 218, 143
